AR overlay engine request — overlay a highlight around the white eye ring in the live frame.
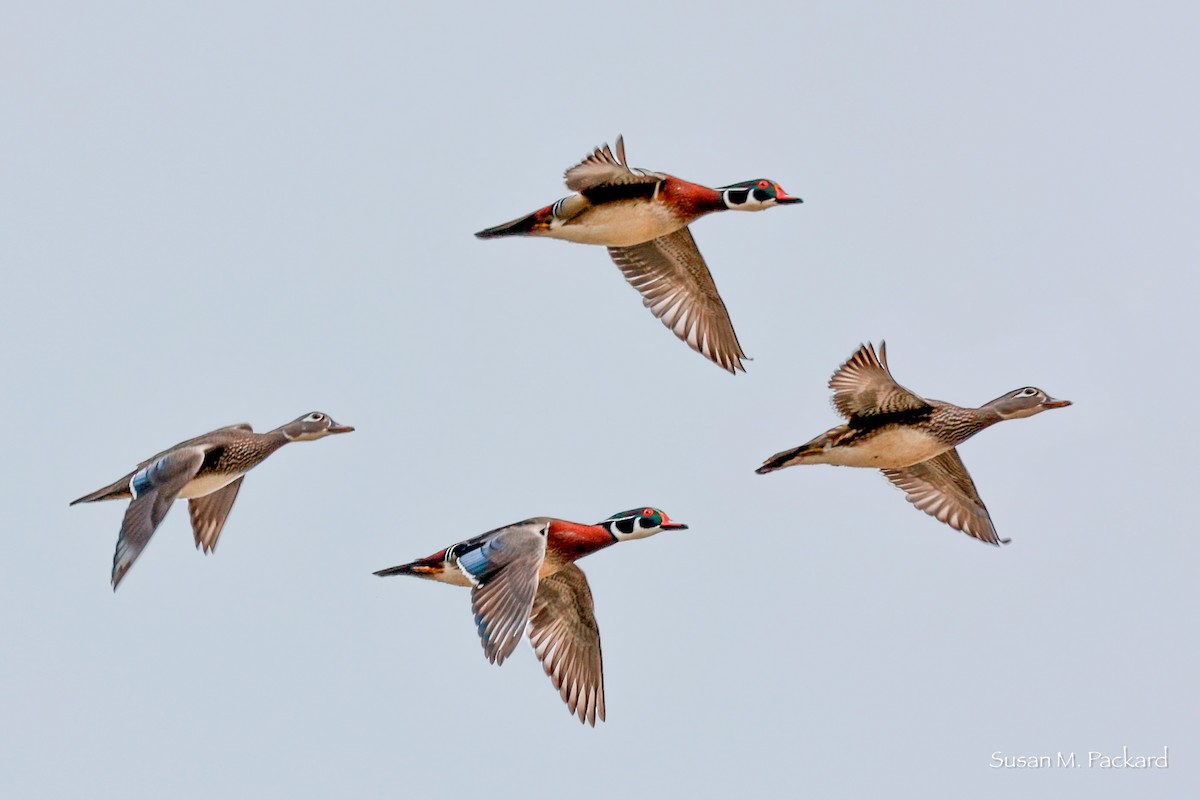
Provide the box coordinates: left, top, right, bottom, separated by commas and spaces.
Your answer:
1020, 388, 1037, 397
309, 413, 325, 421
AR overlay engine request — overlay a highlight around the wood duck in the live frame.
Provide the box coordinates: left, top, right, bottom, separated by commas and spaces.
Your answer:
71, 412, 354, 589
756, 342, 1070, 545
476, 135, 801, 373
374, 507, 688, 725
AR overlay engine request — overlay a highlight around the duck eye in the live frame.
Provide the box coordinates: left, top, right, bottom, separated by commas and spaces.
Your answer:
757, 180, 770, 189
312, 413, 324, 420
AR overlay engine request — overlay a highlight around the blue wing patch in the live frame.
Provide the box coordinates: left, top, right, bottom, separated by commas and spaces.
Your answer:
130, 457, 170, 498
455, 544, 493, 583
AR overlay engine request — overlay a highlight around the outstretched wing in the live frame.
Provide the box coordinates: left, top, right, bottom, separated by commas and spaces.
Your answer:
528, 564, 605, 726
188, 477, 244, 553
112, 447, 207, 589
608, 228, 747, 373
564, 135, 664, 192
881, 449, 1007, 545
456, 519, 549, 665
829, 341, 928, 418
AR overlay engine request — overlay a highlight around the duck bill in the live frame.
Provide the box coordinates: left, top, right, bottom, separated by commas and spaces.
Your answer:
1041, 398, 1072, 409
660, 520, 689, 530
774, 188, 803, 204
328, 421, 356, 433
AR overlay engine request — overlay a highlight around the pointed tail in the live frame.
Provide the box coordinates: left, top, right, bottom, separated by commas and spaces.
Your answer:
373, 562, 420, 577
755, 442, 821, 474
474, 206, 553, 239
70, 475, 134, 506
373, 552, 446, 579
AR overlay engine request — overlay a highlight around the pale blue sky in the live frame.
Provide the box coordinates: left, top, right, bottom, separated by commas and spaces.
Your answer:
2, 2, 1196, 798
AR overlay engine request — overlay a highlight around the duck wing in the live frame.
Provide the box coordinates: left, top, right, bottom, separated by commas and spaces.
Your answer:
188, 477, 244, 554
881, 449, 1007, 545
455, 518, 550, 665
527, 563, 605, 726
111, 446, 207, 589
608, 228, 747, 373
564, 135, 664, 192
829, 341, 929, 418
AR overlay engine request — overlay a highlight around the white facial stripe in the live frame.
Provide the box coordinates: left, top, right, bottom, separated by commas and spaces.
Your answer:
725, 187, 774, 211
614, 515, 663, 541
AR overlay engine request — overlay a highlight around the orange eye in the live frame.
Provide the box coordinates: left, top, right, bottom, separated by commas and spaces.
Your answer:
757, 180, 769, 188
643, 509, 654, 516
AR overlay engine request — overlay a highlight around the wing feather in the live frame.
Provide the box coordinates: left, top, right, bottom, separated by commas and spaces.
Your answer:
459, 520, 549, 665
188, 477, 244, 553
528, 564, 605, 725
829, 341, 928, 418
112, 447, 206, 589
608, 228, 747, 373
564, 135, 664, 192
881, 449, 1007, 545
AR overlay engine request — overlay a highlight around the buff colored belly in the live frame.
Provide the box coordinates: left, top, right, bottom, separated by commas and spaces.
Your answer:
177, 472, 243, 499
439, 566, 476, 588
822, 428, 949, 469
545, 201, 686, 247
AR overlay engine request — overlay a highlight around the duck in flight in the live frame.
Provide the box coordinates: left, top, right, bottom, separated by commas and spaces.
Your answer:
476, 135, 801, 373
756, 342, 1070, 544
71, 412, 354, 589
375, 507, 688, 725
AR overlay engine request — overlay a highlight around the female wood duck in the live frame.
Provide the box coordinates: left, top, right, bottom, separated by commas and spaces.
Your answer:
374, 507, 688, 725
71, 412, 354, 589
755, 342, 1070, 545
475, 135, 801, 373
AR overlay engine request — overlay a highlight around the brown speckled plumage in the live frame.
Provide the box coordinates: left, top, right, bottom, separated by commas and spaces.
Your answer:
757, 342, 1070, 546
71, 412, 353, 588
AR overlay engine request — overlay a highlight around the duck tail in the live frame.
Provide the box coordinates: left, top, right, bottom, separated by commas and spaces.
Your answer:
755, 441, 823, 474
474, 205, 553, 239
70, 475, 133, 505
373, 554, 445, 579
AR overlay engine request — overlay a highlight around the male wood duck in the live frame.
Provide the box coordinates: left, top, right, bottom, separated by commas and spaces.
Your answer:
475, 135, 801, 373
374, 507, 688, 725
755, 342, 1070, 545
71, 412, 354, 589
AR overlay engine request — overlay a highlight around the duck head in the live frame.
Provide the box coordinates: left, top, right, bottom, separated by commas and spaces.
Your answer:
717, 179, 802, 211
601, 507, 688, 541
281, 411, 355, 441
986, 387, 1072, 420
